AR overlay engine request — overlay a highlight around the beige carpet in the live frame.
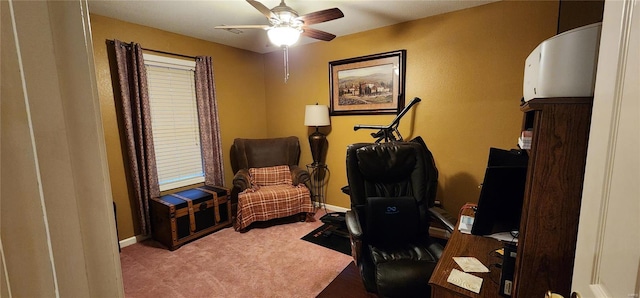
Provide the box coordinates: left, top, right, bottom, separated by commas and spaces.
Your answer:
120, 211, 353, 297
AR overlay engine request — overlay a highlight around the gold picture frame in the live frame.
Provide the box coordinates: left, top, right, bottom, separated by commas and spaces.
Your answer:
329, 50, 406, 116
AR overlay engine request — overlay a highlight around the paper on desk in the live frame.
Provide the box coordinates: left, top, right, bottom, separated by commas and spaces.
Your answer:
453, 257, 489, 273
447, 268, 483, 294
487, 231, 519, 243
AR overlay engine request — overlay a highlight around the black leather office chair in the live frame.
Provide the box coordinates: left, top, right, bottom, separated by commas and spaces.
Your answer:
345, 141, 444, 297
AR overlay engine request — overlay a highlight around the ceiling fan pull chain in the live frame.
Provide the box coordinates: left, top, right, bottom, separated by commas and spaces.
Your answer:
283, 45, 289, 83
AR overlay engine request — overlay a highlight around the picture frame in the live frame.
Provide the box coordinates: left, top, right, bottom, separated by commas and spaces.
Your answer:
329, 50, 406, 116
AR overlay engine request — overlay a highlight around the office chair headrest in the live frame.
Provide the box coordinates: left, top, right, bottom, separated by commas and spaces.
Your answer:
356, 143, 418, 183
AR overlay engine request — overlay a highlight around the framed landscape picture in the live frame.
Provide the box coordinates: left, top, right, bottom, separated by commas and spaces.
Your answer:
329, 50, 406, 116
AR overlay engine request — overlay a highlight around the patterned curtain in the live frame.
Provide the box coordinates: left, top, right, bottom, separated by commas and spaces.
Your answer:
195, 56, 225, 186
112, 40, 159, 236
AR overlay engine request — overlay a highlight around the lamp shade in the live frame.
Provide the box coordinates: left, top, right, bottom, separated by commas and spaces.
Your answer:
304, 105, 330, 127
267, 26, 301, 47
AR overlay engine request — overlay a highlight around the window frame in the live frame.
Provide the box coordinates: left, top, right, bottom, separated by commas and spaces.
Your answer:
143, 53, 205, 191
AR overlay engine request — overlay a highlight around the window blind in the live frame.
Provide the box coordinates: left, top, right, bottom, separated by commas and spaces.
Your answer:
144, 54, 204, 191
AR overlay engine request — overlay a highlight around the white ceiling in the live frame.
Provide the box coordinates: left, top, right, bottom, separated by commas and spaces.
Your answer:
88, 0, 496, 54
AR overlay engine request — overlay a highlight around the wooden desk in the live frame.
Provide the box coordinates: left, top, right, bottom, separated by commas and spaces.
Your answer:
429, 220, 505, 297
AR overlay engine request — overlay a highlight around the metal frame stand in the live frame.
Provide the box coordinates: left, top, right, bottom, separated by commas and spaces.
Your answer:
306, 163, 329, 212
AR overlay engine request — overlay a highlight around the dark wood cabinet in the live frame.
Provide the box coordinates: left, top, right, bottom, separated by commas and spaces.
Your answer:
513, 97, 593, 298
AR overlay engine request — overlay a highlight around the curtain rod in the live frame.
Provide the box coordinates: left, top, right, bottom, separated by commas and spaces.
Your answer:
106, 39, 197, 60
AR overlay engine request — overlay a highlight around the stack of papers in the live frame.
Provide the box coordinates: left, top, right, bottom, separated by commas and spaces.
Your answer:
518, 130, 532, 149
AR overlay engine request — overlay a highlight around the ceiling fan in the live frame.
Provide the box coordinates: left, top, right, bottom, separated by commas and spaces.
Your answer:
215, 0, 344, 82
215, 0, 344, 46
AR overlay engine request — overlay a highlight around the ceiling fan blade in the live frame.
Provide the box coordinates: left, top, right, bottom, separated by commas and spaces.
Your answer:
246, 0, 277, 20
297, 8, 343, 25
301, 27, 336, 41
215, 25, 271, 30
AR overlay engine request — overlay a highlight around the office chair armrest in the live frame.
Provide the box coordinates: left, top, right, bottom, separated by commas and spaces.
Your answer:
427, 241, 445, 260
232, 169, 251, 192
428, 206, 456, 233
290, 165, 310, 185
345, 210, 361, 263
345, 210, 362, 239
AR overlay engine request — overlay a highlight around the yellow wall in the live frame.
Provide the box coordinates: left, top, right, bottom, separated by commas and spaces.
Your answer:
264, 1, 558, 214
91, 0, 558, 240
90, 14, 268, 239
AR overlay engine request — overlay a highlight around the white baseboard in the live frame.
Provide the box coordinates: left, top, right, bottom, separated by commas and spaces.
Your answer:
119, 234, 149, 249
319, 203, 349, 213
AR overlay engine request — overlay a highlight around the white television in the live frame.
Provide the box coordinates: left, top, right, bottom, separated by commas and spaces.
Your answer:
523, 22, 602, 102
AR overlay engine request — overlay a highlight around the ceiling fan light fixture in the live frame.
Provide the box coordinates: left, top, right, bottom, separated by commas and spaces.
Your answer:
267, 26, 301, 47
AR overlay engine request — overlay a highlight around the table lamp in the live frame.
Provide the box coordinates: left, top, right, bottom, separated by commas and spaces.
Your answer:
304, 104, 330, 165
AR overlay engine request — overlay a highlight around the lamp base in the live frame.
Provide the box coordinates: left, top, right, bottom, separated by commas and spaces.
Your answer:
309, 130, 327, 165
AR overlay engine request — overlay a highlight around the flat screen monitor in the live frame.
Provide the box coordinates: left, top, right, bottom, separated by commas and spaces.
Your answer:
471, 148, 529, 237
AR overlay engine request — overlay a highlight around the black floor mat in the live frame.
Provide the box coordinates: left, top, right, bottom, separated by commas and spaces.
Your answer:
301, 224, 351, 256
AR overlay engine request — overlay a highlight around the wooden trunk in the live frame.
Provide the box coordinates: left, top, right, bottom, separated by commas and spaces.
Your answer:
150, 185, 231, 250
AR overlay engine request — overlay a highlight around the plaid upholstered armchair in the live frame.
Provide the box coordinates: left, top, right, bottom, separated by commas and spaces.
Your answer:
230, 137, 315, 231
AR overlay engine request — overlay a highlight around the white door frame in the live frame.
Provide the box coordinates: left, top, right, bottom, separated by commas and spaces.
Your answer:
572, 0, 639, 297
